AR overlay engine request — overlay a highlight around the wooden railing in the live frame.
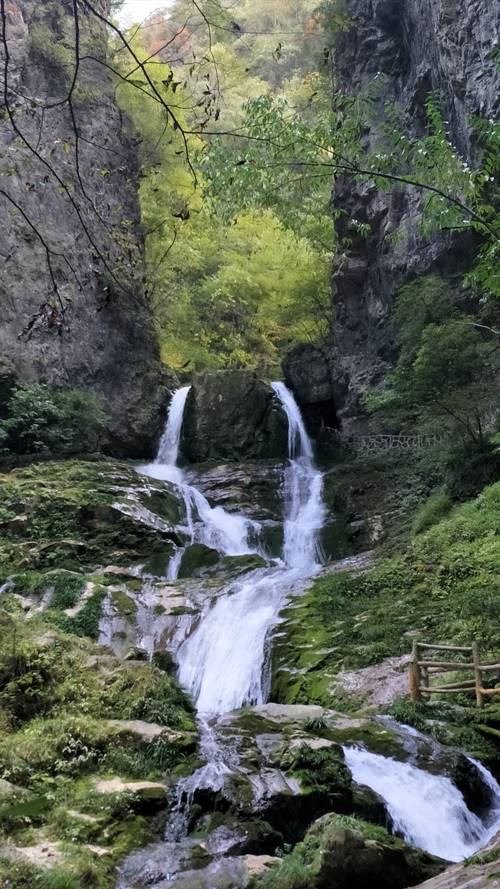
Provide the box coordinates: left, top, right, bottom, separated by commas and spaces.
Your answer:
330, 430, 451, 452
409, 641, 500, 707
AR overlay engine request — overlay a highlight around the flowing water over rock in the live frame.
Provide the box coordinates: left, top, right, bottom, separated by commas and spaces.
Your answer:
141, 386, 262, 572
117, 384, 500, 887
343, 746, 500, 862
169, 381, 326, 715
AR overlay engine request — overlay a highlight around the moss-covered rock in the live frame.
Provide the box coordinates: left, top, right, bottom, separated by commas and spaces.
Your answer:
0, 459, 182, 573
178, 543, 221, 577
0, 608, 197, 888
251, 813, 446, 889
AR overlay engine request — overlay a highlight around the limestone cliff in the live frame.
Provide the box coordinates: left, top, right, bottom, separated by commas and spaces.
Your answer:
0, 0, 170, 456
285, 0, 499, 431
182, 371, 289, 463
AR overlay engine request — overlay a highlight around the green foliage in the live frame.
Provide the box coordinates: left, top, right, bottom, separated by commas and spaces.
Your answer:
364, 276, 499, 442
202, 93, 334, 244
48, 574, 86, 611
34, 868, 79, 889
445, 438, 500, 501
367, 96, 500, 297
0, 717, 114, 785
100, 664, 194, 730
30, 25, 73, 74
0, 385, 107, 458
280, 480, 500, 704
284, 745, 352, 799
58, 590, 106, 640
0, 640, 66, 724
412, 490, 452, 535
115, 5, 335, 373
387, 698, 429, 732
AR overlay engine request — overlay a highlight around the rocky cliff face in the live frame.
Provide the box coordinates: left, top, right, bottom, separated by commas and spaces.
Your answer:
182, 371, 289, 462
285, 0, 499, 431
0, 0, 170, 456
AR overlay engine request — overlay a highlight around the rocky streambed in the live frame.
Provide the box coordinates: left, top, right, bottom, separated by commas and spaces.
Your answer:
0, 426, 499, 888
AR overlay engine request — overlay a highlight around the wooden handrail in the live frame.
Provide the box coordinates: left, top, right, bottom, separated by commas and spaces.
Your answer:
417, 660, 475, 669
409, 640, 500, 707
418, 643, 472, 652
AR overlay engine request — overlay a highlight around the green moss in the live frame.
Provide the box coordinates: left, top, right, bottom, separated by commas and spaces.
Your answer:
283, 745, 352, 801
110, 588, 137, 618
61, 589, 106, 640
47, 573, 86, 610
30, 25, 73, 73
98, 662, 195, 731
412, 490, 452, 535
275, 481, 500, 710
0, 460, 181, 573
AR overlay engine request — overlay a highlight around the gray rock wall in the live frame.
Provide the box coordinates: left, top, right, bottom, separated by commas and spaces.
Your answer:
329, 0, 499, 429
182, 371, 289, 463
284, 0, 498, 432
0, 0, 170, 455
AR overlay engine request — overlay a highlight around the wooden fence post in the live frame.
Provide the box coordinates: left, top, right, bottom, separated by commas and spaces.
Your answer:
410, 641, 422, 702
472, 641, 484, 708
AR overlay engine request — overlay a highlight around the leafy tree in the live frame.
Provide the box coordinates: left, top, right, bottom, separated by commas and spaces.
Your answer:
0, 385, 107, 456
365, 278, 499, 444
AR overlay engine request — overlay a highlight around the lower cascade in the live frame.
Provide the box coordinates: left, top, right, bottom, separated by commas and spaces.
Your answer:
118, 383, 500, 887
343, 747, 500, 862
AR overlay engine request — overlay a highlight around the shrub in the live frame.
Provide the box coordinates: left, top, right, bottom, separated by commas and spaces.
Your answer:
0, 632, 67, 724
0, 384, 108, 458
284, 745, 352, 799
412, 490, 451, 535
445, 439, 500, 501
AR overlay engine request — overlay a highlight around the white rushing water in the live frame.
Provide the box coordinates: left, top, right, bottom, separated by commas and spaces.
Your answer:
271, 382, 326, 570
141, 386, 261, 566
175, 381, 326, 714
132, 383, 500, 873
343, 746, 500, 862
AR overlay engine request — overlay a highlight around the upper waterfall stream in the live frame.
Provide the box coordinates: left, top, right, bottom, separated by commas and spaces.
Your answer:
144, 382, 326, 715
142, 386, 261, 565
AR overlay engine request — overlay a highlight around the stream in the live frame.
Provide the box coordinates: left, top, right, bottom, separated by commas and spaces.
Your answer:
116, 384, 500, 886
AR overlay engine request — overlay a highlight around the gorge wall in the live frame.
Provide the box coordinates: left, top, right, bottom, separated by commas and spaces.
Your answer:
285, 0, 499, 432
0, 0, 169, 456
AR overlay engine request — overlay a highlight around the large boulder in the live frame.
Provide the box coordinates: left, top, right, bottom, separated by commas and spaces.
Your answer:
283, 343, 334, 405
412, 831, 500, 889
252, 814, 446, 889
282, 344, 337, 435
0, 459, 182, 571
181, 371, 288, 462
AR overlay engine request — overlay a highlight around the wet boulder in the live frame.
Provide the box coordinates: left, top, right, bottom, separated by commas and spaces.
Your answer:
181, 371, 288, 462
308, 814, 447, 889
178, 544, 221, 578
282, 343, 337, 435
251, 814, 446, 889
190, 462, 284, 521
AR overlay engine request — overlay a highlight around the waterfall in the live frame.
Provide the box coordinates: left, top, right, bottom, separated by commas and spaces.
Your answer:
157, 386, 191, 468
271, 381, 326, 570
128, 383, 500, 877
156, 383, 325, 715
173, 382, 326, 715
343, 746, 500, 862
141, 387, 260, 567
